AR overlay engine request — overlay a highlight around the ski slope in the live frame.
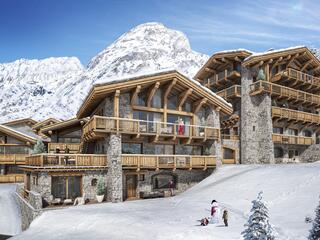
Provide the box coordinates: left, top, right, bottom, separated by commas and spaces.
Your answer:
12, 163, 320, 240
0, 184, 21, 236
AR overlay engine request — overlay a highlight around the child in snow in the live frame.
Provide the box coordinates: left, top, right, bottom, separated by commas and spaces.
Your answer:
222, 210, 228, 227
200, 217, 209, 226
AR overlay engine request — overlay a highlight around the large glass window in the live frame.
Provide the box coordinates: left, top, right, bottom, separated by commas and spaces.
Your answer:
151, 89, 162, 108
274, 147, 284, 158
273, 127, 283, 134
122, 143, 142, 154
168, 95, 178, 110
303, 130, 312, 137
288, 128, 298, 136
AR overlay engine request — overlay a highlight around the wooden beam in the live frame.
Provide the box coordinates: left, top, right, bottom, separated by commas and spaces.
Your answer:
114, 90, 120, 118
301, 59, 313, 72
178, 88, 193, 111
287, 53, 299, 67
130, 85, 141, 105
194, 98, 207, 114
234, 56, 241, 62
146, 82, 160, 107
205, 67, 216, 74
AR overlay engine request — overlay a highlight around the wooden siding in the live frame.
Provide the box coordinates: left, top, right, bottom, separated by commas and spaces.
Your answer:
272, 134, 314, 145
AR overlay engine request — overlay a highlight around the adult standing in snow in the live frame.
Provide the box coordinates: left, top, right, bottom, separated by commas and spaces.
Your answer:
210, 200, 221, 224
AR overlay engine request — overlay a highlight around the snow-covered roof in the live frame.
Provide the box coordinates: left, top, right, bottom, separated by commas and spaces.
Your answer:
212, 48, 254, 55
244, 45, 306, 62
0, 124, 40, 144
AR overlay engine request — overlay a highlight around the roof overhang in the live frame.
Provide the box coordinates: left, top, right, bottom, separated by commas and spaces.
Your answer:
77, 70, 233, 118
0, 125, 37, 145
41, 118, 88, 135
2, 118, 38, 127
32, 118, 61, 131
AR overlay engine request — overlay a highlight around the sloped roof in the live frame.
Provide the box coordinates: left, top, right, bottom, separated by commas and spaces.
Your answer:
77, 69, 233, 118
32, 118, 61, 131
41, 118, 88, 135
0, 124, 39, 144
2, 118, 38, 127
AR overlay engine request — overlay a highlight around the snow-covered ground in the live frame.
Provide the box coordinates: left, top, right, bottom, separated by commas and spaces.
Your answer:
11, 163, 320, 240
0, 184, 21, 236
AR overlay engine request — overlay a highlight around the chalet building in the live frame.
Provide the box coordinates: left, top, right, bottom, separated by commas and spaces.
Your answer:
195, 46, 320, 164
21, 70, 232, 203
32, 118, 61, 138
0, 119, 43, 183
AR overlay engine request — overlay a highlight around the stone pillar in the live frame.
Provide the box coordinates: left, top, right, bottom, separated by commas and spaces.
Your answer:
241, 67, 274, 164
105, 134, 123, 202
0, 165, 5, 175
205, 106, 222, 167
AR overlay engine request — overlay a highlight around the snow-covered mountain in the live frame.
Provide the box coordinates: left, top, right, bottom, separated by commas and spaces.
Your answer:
0, 22, 208, 122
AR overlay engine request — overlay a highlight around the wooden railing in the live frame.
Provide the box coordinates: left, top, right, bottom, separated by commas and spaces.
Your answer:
0, 154, 28, 164
25, 154, 107, 167
250, 81, 320, 106
207, 70, 240, 86
222, 159, 236, 164
272, 134, 314, 145
121, 154, 216, 170
83, 116, 220, 141
217, 85, 241, 99
221, 134, 240, 140
0, 174, 24, 183
48, 143, 80, 153
284, 68, 320, 87
272, 107, 320, 124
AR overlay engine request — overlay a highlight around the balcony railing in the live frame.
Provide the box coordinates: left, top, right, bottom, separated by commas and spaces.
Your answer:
217, 85, 241, 99
48, 143, 80, 153
250, 81, 320, 107
0, 174, 24, 183
272, 68, 320, 89
122, 154, 216, 170
272, 134, 314, 145
83, 116, 220, 141
24, 154, 216, 170
25, 154, 107, 167
272, 107, 320, 124
207, 70, 241, 86
221, 134, 240, 140
0, 145, 30, 164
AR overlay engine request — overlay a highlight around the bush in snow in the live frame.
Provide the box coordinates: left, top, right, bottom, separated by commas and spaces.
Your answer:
96, 178, 106, 196
309, 196, 320, 240
242, 191, 276, 240
32, 140, 46, 154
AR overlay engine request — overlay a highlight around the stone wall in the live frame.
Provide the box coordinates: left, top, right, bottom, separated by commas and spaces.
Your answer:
300, 144, 320, 163
105, 134, 123, 202
15, 191, 42, 230
82, 171, 108, 200
30, 172, 52, 202
241, 67, 274, 164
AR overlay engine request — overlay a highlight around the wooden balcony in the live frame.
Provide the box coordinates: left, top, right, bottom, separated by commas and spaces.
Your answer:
24, 154, 107, 170
272, 68, 320, 92
272, 134, 314, 145
206, 70, 241, 90
221, 134, 240, 140
272, 107, 320, 125
48, 143, 80, 153
0, 154, 28, 165
83, 116, 220, 142
122, 154, 216, 170
250, 81, 320, 107
0, 174, 24, 183
217, 85, 241, 100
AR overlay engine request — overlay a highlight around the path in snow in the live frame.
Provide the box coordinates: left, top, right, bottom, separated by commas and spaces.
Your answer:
12, 163, 320, 240
0, 184, 21, 236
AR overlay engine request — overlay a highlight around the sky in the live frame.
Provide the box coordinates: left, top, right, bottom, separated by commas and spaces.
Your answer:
0, 0, 319, 65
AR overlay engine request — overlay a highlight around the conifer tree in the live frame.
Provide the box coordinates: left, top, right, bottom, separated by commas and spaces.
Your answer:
96, 177, 106, 196
309, 197, 320, 240
32, 140, 46, 154
242, 191, 276, 240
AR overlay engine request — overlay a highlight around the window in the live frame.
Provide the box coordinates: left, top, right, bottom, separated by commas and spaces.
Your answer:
303, 130, 312, 137
289, 150, 299, 158
151, 89, 162, 108
223, 148, 235, 159
139, 174, 145, 181
137, 91, 147, 106
182, 101, 191, 112
91, 178, 98, 186
273, 127, 283, 134
288, 128, 298, 136
168, 95, 178, 110
274, 147, 284, 158
152, 173, 176, 190
253, 126, 256, 132
122, 143, 142, 154
32, 176, 38, 186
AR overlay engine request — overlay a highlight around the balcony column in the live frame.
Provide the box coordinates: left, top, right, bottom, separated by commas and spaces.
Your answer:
204, 105, 222, 167
105, 133, 123, 203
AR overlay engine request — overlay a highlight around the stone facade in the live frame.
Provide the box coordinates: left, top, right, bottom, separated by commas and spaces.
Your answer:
241, 67, 274, 164
300, 145, 320, 163
30, 172, 52, 202
105, 134, 123, 202
82, 171, 108, 200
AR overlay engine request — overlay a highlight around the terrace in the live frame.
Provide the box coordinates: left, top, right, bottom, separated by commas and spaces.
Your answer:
272, 107, 320, 125
272, 134, 314, 145
82, 116, 220, 143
